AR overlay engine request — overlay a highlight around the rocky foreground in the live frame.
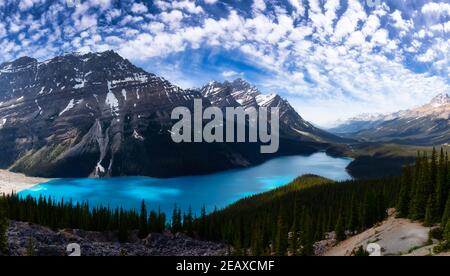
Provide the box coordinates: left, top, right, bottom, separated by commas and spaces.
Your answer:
7, 221, 229, 256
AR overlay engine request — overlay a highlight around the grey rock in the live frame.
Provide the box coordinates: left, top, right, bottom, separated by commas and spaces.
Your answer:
7, 221, 228, 256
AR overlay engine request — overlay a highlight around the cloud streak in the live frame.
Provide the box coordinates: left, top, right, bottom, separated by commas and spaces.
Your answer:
0, 0, 449, 126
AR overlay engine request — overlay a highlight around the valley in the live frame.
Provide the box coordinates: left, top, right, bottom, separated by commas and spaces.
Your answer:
0, 52, 449, 257
0, 52, 345, 179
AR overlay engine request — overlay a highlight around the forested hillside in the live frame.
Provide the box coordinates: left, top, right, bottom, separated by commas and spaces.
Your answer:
192, 175, 400, 255
397, 148, 450, 253
1, 149, 450, 256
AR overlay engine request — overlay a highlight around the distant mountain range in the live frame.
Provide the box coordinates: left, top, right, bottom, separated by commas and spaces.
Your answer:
330, 93, 450, 145
0, 51, 344, 178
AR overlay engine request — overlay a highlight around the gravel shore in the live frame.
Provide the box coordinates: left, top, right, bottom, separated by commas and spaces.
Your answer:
0, 170, 49, 195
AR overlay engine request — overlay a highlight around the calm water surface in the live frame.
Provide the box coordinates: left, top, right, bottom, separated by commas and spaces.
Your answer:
20, 152, 352, 215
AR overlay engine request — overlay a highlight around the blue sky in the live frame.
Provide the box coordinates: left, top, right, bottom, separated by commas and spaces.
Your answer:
0, 0, 449, 127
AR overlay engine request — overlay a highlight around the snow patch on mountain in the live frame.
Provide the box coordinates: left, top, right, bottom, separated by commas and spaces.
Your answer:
59, 99, 75, 116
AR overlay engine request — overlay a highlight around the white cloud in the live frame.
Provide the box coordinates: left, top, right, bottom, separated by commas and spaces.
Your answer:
390, 10, 413, 35
156, 0, 204, 14
131, 3, 148, 14
222, 70, 244, 78
287, 0, 305, 17
1, 0, 449, 126
252, 0, 266, 13
421, 2, 450, 17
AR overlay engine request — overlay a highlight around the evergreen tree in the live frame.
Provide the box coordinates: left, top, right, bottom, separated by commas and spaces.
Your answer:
435, 148, 447, 214
274, 215, 287, 256
352, 246, 370, 256
444, 219, 450, 242
347, 194, 358, 232
300, 211, 314, 256
183, 207, 194, 236
232, 228, 243, 256
0, 199, 8, 256
251, 223, 264, 256
118, 208, 129, 243
138, 200, 148, 239
397, 165, 412, 217
288, 226, 298, 256
171, 205, 182, 233
424, 195, 434, 227
410, 153, 430, 220
430, 148, 438, 190
334, 214, 345, 242
199, 205, 207, 238
442, 192, 450, 226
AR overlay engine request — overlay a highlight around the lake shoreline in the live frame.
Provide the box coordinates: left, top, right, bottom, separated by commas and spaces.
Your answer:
0, 169, 50, 196
17, 153, 352, 215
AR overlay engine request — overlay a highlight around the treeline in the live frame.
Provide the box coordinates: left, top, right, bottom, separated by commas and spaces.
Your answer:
1, 149, 450, 256
397, 148, 450, 249
190, 175, 400, 256
0, 195, 166, 244
192, 148, 450, 256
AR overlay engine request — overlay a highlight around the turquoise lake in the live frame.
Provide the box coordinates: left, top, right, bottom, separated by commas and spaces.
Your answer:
19, 152, 352, 215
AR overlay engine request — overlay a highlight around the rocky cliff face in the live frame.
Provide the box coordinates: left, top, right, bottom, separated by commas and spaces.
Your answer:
0, 51, 337, 178
198, 79, 347, 143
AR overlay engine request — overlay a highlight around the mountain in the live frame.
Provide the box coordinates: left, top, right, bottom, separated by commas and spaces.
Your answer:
328, 113, 389, 134
331, 93, 450, 145
0, 51, 340, 178
198, 79, 346, 143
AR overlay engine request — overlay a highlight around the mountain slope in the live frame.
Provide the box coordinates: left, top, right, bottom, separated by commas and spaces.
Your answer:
0, 51, 338, 178
331, 94, 450, 145
199, 79, 347, 143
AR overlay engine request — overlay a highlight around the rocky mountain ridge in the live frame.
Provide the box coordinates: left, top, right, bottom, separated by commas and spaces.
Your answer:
330, 93, 450, 145
0, 51, 342, 178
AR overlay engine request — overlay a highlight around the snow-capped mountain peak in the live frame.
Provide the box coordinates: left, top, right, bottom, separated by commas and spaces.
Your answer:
330, 93, 450, 145
429, 93, 450, 107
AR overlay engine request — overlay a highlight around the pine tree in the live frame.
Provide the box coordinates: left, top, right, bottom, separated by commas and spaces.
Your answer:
347, 194, 358, 232
138, 200, 148, 239
171, 205, 182, 233
0, 199, 9, 256
352, 246, 370, 256
199, 205, 207, 238
335, 214, 345, 242
274, 215, 287, 256
118, 208, 129, 243
232, 229, 243, 256
300, 211, 314, 256
398, 166, 412, 217
442, 192, 450, 226
424, 195, 434, 227
410, 153, 430, 220
430, 148, 438, 190
251, 223, 264, 256
444, 219, 450, 244
184, 207, 194, 236
435, 148, 447, 214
